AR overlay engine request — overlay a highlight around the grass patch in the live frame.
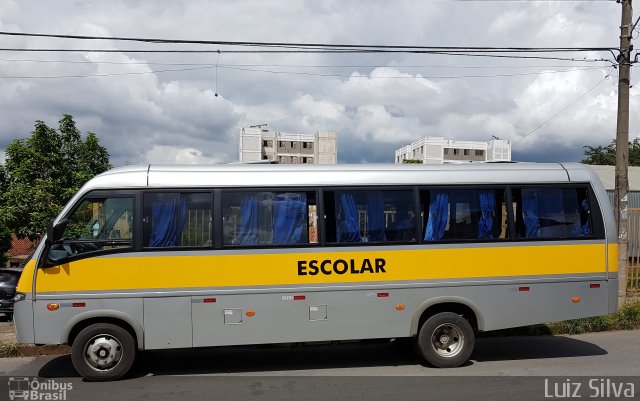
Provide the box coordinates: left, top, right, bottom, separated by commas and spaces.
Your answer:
480, 301, 640, 337
548, 300, 640, 335
0, 343, 23, 358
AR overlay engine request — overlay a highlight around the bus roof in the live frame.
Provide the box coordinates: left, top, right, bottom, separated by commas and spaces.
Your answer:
82, 162, 598, 190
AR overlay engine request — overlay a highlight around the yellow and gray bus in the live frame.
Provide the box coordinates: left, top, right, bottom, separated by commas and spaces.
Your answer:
13, 163, 617, 380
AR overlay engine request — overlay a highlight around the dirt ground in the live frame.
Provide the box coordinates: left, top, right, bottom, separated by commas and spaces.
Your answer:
0, 317, 16, 343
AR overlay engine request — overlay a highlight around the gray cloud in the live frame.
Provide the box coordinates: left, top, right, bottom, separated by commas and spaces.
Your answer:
0, 0, 635, 167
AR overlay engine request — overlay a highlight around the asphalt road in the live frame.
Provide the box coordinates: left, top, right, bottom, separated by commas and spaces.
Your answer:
1, 330, 639, 401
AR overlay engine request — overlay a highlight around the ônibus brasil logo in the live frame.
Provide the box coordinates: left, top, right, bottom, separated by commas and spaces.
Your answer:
8, 377, 73, 401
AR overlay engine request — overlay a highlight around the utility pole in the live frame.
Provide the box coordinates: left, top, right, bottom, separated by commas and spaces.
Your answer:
615, 0, 633, 308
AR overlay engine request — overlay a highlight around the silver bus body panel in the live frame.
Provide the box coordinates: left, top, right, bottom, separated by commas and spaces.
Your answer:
28, 278, 609, 349
32, 297, 144, 349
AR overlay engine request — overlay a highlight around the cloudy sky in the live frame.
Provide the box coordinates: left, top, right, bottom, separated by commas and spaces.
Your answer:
0, 0, 637, 166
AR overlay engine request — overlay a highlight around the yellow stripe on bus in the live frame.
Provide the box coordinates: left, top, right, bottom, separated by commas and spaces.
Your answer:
16, 259, 36, 293
32, 243, 612, 293
608, 243, 618, 273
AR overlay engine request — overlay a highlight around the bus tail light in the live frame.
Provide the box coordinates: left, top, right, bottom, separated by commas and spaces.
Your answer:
72, 302, 86, 308
590, 283, 601, 289
518, 286, 530, 292
377, 292, 389, 298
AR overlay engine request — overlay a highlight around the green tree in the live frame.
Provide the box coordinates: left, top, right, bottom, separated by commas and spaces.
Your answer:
0, 164, 11, 266
0, 114, 112, 242
582, 138, 640, 166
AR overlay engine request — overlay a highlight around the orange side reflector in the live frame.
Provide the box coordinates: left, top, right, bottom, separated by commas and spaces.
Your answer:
572, 297, 581, 303
395, 304, 405, 311
246, 310, 256, 317
47, 304, 59, 311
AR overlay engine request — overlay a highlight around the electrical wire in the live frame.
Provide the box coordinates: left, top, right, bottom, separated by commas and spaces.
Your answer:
218, 65, 607, 79
0, 48, 614, 64
513, 69, 613, 147
0, 58, 612, 69
0, 65, 609, 80
0, 31, 619, 53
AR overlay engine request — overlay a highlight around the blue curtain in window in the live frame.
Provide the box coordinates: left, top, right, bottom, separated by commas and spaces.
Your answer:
424, 191, 449, 241
234, 195, 259, 245
478, 191, 495, 239
579, 199, 591, 236
336, 192, 362, 242
538, 189, 564, 222
522, 190, 540, 238
571, 198, 591, 237
148, 194, 187, 247
366, 191, 386, 242
273, 193, 307, 244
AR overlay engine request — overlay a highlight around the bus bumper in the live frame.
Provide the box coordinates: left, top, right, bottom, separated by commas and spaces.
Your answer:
609, 277, 619, 314
13, 294, 35, 344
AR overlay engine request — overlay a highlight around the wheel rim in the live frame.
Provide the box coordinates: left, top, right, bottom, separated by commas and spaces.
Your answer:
84, 334, 123, 372
430, 322, 465, 358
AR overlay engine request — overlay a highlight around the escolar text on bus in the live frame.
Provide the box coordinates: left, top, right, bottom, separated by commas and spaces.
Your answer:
297, 258, 387, 276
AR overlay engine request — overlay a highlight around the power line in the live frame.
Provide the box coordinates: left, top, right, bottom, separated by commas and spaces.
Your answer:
513, 69, 613, 146
0, 65, 608, 80
219, 65, 607, 79
0, 57, 611, 69
0, 31, 619, 54
0, 48, 613, 63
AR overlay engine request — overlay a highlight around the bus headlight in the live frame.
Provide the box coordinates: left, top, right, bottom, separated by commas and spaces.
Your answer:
13, 292, 26, 303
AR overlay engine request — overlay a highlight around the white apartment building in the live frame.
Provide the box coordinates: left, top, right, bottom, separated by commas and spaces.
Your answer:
395, 137, 511, 164
239, 126, 337, 164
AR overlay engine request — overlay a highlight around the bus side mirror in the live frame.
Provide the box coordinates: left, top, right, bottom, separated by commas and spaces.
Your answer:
46, 249, 69, 266
46, 218, 68, 245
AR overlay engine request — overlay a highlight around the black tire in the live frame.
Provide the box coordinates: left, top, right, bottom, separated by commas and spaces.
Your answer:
6, 313, 13, 321
71, 323, 136, 381
416, 312, 475, 368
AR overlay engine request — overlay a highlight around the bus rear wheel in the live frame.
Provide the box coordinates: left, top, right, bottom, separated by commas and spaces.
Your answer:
416, 312, 475, 368
71, 323, 136, 381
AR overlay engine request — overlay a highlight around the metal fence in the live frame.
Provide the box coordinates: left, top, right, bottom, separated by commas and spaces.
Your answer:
627, 208, 640, 294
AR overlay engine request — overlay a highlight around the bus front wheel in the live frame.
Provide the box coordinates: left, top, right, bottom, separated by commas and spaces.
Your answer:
416, 312, 475, 368
71, 323, 136, 381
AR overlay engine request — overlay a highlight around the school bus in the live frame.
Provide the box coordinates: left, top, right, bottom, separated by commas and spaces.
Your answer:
13, 163, 617, 380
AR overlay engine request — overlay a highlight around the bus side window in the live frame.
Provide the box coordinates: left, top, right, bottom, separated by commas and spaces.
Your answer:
512, 187, 592, 240
48, 197, 134, 261
421, 189, 507, 242
324, 190, 416, 244
222, 191, 315, 247
143, 192, 212, 248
